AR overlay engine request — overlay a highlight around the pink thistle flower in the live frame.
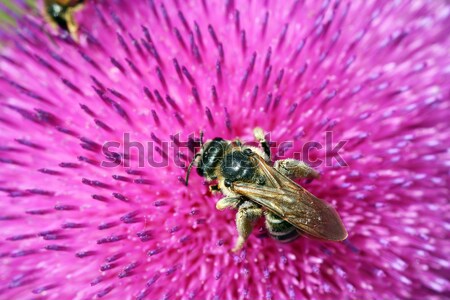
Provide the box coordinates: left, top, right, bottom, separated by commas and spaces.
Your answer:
0, 0, 449, 299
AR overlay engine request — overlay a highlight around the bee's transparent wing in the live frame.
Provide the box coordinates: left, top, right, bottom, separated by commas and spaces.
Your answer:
233, 155, 348, 241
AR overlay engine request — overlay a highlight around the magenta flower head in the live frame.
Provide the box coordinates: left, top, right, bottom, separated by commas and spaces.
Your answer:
0, 0, 449, 299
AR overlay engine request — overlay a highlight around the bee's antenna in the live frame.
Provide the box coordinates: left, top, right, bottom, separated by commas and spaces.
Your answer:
185, 154, 200, 186
200, 130, 204, 148
185, 131, 205, 186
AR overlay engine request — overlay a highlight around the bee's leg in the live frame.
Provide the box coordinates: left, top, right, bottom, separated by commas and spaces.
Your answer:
65, 9, 79, 40
253, 127, 271, 160
216, 196, 241, 210
233, 201, 263, 252
274, 159, 319, 179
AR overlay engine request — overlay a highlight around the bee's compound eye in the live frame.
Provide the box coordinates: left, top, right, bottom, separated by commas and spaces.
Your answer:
224, 180, 232, 188
196, 167, 204, 176
243, 148, 252, 156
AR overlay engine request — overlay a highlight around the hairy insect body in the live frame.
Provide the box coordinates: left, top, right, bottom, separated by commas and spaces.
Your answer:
264, 212, 301, 243
185, 128, 347, 251
200, 145, 298, 243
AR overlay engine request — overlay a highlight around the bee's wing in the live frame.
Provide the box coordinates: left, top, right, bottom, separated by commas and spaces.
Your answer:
233, 155, 348, 241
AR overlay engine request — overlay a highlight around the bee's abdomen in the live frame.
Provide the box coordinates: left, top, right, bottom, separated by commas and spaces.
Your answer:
264, 212, 300, 243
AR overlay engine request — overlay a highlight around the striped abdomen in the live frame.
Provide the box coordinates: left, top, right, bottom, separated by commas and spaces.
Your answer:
264, 211, 300, 243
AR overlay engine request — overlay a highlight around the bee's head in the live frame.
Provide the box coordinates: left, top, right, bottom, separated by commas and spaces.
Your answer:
196, 137, 228, 179
185, 135, 229, 185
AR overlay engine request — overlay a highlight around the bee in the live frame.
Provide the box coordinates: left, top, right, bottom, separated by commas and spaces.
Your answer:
185, 128, 348, 251
43, 0, 85, 39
